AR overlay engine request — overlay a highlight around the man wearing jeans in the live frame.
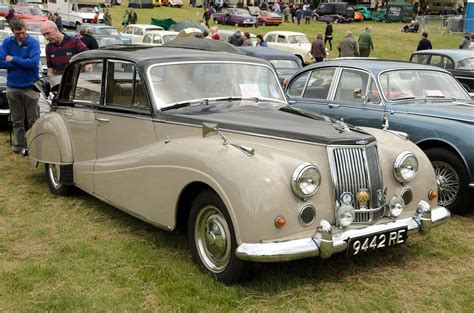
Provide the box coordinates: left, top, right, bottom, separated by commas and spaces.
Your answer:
0, 19, 40, 154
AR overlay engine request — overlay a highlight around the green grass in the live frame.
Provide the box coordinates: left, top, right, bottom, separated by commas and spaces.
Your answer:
1, 6, 473, 311
106, 3, 460, 60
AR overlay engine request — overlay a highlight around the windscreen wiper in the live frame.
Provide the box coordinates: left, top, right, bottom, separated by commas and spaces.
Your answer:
161, 98, 209, 111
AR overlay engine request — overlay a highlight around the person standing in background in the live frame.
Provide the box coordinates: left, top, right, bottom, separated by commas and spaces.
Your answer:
122, 9, 129, 27
416, 32, 432, 51
128, 8, 137, 24
54, 12, 63, 32
6, 5, 14, 22
324, 22, 333, 51
358, 26, 374, 57
80, 28, 99, 50
311, 32, 326, 62
0, 19, 40, 154
103, 7, 112, 26
41, 20, 88, 76
256, 34, 267, 47
337, 31, 359, 57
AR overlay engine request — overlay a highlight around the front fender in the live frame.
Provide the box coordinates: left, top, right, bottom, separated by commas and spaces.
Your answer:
27, 112, 73, 164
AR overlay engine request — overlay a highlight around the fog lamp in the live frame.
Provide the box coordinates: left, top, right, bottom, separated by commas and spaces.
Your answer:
389, 195, 405, 218
338, 204, 355, 227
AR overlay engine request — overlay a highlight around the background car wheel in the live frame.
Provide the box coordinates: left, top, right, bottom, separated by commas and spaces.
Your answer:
425, 148, 470, 214
262, 21, 266, 26
188, 189, 247, 284
167, 2, 171, 6
45, 163, 72, 196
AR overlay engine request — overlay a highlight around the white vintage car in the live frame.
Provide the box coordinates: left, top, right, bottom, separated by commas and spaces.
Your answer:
120, 24, 164, 44
264, 31, 314, 65
29, 45, 449, 283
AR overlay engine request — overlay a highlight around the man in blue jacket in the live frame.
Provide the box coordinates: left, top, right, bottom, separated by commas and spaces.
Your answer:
0, 19, 40, 154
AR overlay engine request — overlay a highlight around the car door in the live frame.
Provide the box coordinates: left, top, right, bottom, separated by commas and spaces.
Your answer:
93, 60, 157, 217
56, 59, 103, 192
325, 68, 386, 127
287, 67, 337, 115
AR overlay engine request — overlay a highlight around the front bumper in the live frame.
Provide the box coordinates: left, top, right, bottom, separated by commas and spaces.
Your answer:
236, 201, 450, 262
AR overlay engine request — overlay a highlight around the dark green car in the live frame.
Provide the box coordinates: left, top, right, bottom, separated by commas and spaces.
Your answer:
286, 59, 474, 214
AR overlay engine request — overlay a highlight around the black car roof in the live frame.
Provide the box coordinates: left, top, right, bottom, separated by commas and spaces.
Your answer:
71, 45, 269, 66
240, 47, 301, 62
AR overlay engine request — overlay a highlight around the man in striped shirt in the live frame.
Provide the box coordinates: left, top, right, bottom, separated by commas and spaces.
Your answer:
40, 20, 88, 76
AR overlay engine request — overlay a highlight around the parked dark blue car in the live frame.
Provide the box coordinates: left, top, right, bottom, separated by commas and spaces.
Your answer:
286, 59, 474, 213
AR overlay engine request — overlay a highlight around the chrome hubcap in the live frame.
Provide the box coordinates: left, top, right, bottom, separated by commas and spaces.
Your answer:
47, 164, 62, 190
433, 161, 459, 206
195, 206, 231, 273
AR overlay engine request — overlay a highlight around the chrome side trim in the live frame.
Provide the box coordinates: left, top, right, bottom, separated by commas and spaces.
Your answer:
235, 203, 450, 262
469, 183, 474, 188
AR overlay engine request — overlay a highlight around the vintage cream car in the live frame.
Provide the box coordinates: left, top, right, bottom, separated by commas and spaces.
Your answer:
263, 31, 315, 65
28, 46, 450, 283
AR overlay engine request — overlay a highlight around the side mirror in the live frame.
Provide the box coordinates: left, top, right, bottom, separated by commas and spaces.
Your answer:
202, 122, 218, 138
33, 77, 51, 99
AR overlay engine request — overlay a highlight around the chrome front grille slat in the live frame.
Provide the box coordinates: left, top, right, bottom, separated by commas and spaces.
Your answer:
328, 144, 384, 224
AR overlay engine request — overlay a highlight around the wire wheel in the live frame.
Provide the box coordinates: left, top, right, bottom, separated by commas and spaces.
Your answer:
194, 205, 232, 273
433, 160, 460, 207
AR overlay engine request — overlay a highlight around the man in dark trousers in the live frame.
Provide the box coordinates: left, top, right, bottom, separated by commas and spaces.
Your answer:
0, 19, 40, 154
80, 28, 99, 50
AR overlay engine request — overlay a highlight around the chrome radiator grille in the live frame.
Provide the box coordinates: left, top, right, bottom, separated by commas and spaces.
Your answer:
328, 144, 384, 223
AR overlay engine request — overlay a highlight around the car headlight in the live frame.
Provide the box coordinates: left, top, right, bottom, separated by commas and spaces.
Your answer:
291, 162, 321, 199
393, 151, 418, 183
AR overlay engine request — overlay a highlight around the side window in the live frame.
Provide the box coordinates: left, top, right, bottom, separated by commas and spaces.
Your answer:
136, 29, 143, 36
124, 27, 132, 34
411, 54, 429, 64
152, 35, 163, 44
71, 61, 103, 105
367, 79, 381, 104
334, 69, 369, 103
303, 67, 336, 99
277, 35, 286, 43
266, 34, 275, 42
429, 55, 453, 69
287, 72, 309, 97
143, 34, 151, 43
105, 61, 150, 111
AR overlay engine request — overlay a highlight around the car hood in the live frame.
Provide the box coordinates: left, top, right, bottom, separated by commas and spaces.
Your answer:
405, 100, 474, 124
167, 106, 375, 145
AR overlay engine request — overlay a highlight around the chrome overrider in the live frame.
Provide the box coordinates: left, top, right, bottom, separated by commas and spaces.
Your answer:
235, 201, 450, 262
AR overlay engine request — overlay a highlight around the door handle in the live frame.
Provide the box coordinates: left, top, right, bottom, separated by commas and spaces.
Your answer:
63, 112, 73, 116
95, 117, 110, 126
328, 103, 340, 108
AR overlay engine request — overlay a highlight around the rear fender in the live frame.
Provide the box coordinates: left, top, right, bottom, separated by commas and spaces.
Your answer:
27, 112, 73, 164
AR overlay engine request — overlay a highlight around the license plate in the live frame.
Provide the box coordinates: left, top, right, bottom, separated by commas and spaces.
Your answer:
347, 227, 408, 256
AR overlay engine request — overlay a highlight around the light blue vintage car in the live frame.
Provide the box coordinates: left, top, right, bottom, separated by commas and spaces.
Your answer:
286, 59, 474, 214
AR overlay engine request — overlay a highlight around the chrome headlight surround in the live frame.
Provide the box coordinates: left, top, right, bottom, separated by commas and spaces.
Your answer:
291, 162, 321, 199
298, 204, 316, 227
393, 151, 418, 183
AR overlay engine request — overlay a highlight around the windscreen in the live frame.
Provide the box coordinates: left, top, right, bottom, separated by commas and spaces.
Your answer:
379, 69, 470, 101
148, 62, 285, 109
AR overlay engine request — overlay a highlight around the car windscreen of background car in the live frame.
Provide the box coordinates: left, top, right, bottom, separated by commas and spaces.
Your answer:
148, 62, 286, 109
379, 70, 470, 101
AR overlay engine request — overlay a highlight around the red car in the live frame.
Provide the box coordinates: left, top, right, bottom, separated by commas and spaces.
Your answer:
0, 6, 47, 21
258, 11, 282, 26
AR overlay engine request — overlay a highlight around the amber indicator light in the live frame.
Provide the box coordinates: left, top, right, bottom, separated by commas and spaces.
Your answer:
275, 216, 286, 228
428, 191, 438, 200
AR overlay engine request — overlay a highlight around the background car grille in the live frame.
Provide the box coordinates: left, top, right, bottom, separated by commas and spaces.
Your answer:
328, 144, 385, 224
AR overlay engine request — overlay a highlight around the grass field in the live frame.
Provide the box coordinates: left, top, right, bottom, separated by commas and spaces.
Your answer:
1, 5, 473, 312
105, 3, 461, 60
